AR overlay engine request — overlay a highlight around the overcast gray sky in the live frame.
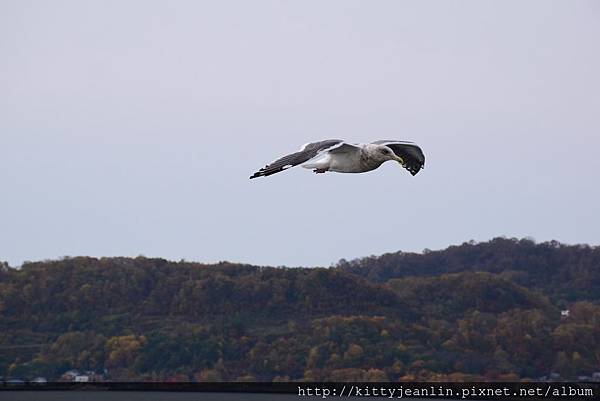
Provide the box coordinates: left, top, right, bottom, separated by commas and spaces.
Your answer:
1, 1, 599, 267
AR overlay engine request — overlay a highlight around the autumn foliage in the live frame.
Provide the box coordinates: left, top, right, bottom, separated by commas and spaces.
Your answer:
0, 238, 598, 381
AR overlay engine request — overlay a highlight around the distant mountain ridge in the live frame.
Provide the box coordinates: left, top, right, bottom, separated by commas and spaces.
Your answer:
336, 237, 600, 304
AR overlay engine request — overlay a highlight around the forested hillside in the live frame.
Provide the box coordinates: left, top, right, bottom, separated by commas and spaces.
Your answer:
1, 238, 599, 381
336, 238, 600, 305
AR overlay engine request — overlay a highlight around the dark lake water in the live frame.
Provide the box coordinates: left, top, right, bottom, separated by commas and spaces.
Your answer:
2, 392, 299, 401
0, 391, 455, 401
1, 392, 297, 401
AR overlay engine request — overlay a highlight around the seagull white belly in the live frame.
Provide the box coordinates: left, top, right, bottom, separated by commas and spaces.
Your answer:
301, 154, 331, 170
301, 152, 366, 173
328, 153, 365, 173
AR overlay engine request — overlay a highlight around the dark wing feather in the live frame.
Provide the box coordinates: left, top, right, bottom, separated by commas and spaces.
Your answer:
249, 139, 343, 179
372, 140, 425, 176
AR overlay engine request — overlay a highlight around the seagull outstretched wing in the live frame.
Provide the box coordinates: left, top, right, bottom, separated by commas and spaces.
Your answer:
250, 139, 345, 179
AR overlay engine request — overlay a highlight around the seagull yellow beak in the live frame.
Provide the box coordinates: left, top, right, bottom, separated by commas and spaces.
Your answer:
396, 156, 405, 166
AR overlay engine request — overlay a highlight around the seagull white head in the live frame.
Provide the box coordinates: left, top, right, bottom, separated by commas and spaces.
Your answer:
374, 145, 405, 166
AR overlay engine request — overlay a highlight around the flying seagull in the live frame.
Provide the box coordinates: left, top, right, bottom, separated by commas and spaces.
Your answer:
250, 139, 425, 179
